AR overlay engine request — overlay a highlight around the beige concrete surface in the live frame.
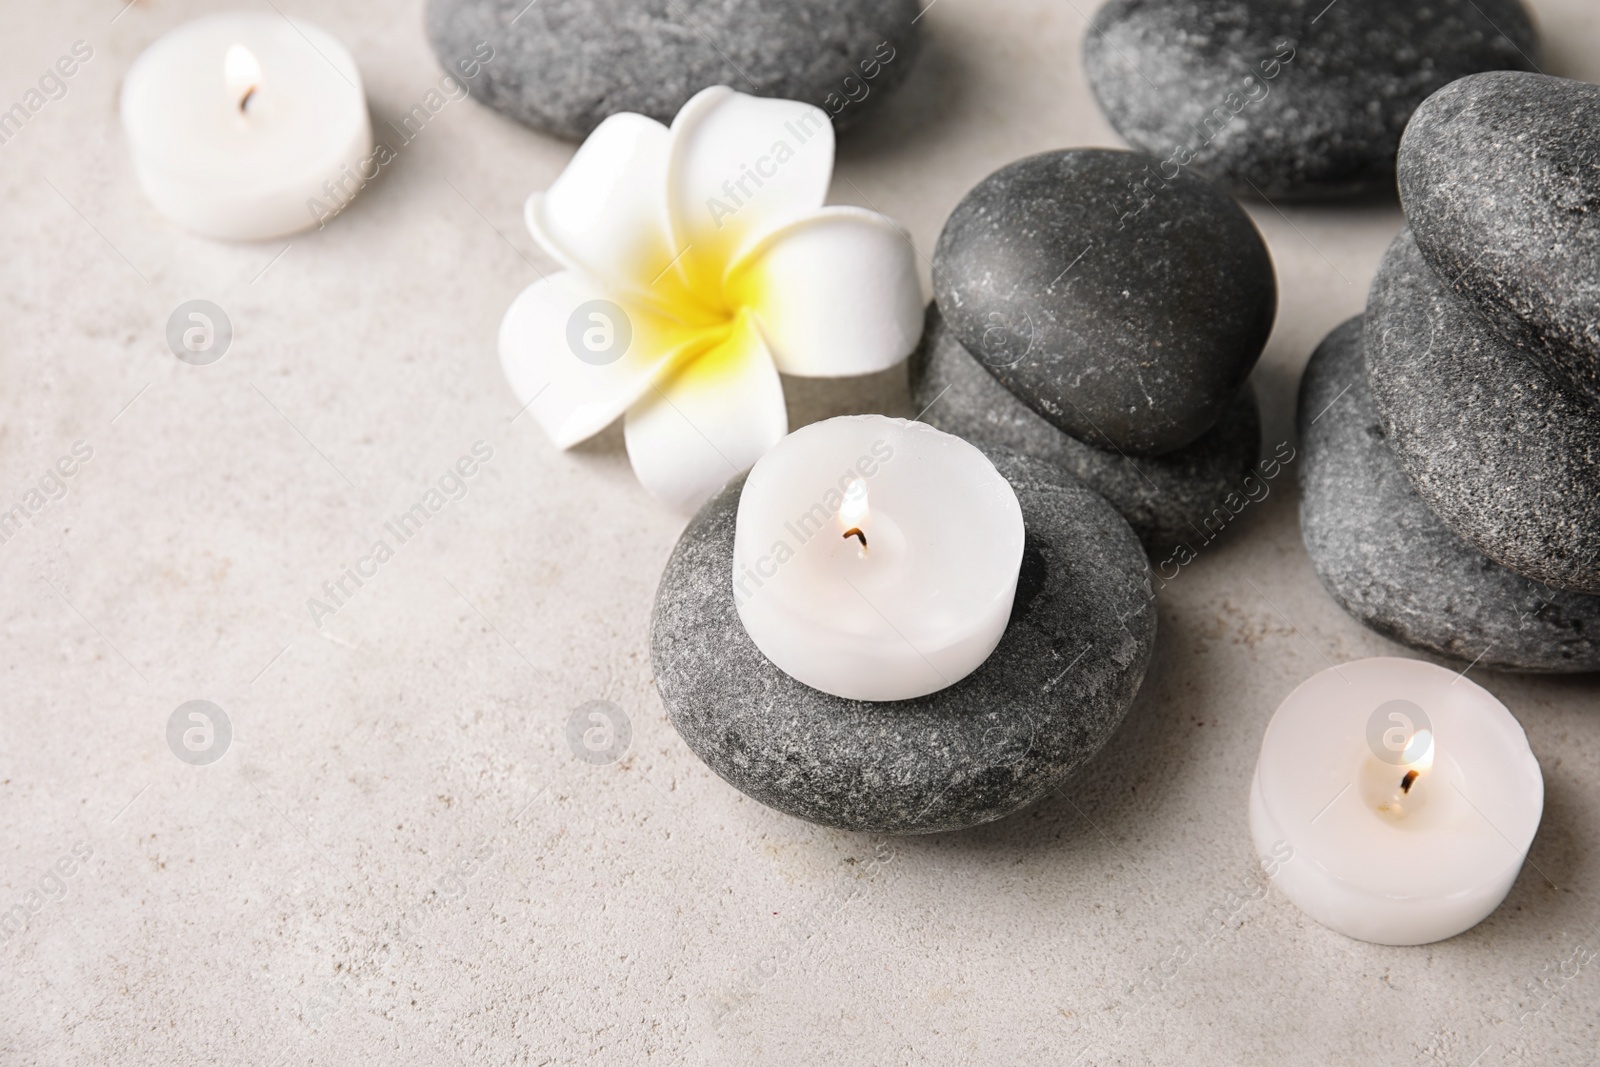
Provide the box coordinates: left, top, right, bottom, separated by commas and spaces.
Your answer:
1, 0, 1598, 1063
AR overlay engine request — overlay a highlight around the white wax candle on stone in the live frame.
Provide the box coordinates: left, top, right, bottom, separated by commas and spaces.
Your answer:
1250, 657, 1543, 946
732, 415, 1025, 702
121, 13, 371, 241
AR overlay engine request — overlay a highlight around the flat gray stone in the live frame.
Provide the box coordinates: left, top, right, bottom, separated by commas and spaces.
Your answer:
1302, 316, 1600, 672
931, 148, 1275, 456
1084, 0, 1539, 200
651, 451, 1157, 834
907, 303, 1263, 558
425, 0, 921, 141
1400, 71, 1600, 406
1365, 231, 1600, 594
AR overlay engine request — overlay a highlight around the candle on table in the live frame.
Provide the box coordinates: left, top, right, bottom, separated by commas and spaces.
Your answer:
732, 415, 1025, 702
1250, 657, 1543, 946
121, 13, 371, 241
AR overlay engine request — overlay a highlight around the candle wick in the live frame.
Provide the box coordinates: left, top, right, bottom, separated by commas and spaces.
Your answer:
842, 527, 867, 549
1399, 769, 1420, 794
239, 86, 256, 113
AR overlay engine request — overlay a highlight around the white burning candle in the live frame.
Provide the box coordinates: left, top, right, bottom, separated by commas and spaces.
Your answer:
1250, 657, 1543, 946
733, 415, 1025, 702
121, 13, 371, 241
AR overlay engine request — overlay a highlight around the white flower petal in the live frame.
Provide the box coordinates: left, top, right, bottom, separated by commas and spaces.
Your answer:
499, 270, 716, 450
623, 310, 788, 511
665, 86, 835, 294
729, 206, 926, 377
525, 113, 714, 322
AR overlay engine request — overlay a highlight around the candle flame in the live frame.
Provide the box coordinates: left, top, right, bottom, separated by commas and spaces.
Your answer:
839, 478, 868, 528
225, 44, 262, 112
1403, 729, 1435, 774
1369, 728, 1436, 816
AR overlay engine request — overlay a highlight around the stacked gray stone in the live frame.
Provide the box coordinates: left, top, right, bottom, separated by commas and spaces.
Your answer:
654, 147, 1290, 830
1300, 72, 1600, 671
912, 147, 1277, 563
652, 453, 1157, 834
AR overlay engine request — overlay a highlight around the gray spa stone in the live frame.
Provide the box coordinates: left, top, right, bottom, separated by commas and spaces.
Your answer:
931, 148, 1275, 457
651, 451, 1157, 835
1083, 0, 1540, 200
425, 0, 921, 141
1365, 231, 1600, 595
1399, 71, 1600, 406
907, 303, 1263, 558
1302, 316, 1600, 672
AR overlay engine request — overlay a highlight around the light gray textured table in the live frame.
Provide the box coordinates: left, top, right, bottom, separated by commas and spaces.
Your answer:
2, 1, 1598, 1063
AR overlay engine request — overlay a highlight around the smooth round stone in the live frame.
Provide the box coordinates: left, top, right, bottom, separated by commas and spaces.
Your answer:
907, 303, 1262, 557
425, 0, 921, 141
1302, 316, 1600, 673
1400, 72, 1600, 406
931, 148, 1276, 456
1083, 0, 1539, 200
1365, 231, 1600, 595
651, 451, 1157, 835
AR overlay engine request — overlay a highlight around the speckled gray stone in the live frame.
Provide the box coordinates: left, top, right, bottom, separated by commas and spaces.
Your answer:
1302, 316, 1600, 672
425, 0, 921, 141
1400, 71, 1600, 406
931, 148, 1275, 457
651, 451, 1157, 834
1365, 231, 1600, 595
1083, 0, 1539, 200
907, 303, 1263, 558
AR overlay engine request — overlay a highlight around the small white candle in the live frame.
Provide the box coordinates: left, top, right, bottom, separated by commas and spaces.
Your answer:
1250, 657, 1543, 946
733, 415, 1025, 702
121, 13, 371, 241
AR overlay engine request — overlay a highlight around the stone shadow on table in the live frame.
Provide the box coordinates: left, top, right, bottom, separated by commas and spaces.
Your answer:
1245, 359, 1301, 454
1237, 182, 1401, 212
833, 21, 969, 163
1530, 4, 1595, 83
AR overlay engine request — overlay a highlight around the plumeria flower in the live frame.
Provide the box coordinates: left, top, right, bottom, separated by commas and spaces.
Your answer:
499, 86, 924, 511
